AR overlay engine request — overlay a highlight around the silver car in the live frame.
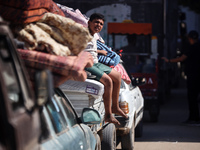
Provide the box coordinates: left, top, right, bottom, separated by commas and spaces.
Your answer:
40, 88, 101, 150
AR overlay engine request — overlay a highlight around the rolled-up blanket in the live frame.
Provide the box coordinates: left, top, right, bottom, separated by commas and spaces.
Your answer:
97, 40, 120, 67
0, 0, 65, 24
113, 63, 131, 84
38, 12, 92, 55
17, 49, 94, 86
17, 24, 71, 56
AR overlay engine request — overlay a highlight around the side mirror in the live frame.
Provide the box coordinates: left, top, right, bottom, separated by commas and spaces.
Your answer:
132, 77, 146, 86
81, 108, 101, 124
35, 70, 54, 106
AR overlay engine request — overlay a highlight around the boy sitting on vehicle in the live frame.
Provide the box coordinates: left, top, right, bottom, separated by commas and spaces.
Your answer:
84, 13, 128, 125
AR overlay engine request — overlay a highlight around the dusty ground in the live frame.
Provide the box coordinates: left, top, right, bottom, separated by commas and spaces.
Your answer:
117, 79, 200, 150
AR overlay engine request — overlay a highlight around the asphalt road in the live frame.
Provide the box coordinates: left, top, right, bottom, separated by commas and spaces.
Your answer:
117, 78, 200, 150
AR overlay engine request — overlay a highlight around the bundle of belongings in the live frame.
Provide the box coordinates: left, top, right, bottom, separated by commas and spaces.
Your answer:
15, 13, 92, 56
97, 40, 120, 67
0, 0, 93, 87
0, 0, 65, 24
57, 3, 121, 67
56, 3, 89, 28
56, 3, 131, 84
0, 0, 131, 86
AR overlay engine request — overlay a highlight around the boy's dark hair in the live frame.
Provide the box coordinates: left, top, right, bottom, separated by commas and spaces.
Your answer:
89, 13, 105, 22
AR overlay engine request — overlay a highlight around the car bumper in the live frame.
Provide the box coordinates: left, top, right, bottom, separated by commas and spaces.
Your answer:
115, 116, 130, 136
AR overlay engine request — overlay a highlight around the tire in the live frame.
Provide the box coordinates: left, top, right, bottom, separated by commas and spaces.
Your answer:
101, 123, 116, 150
94, 133, 101, 150
121, 118, 135, 150
135, 118, 143, 138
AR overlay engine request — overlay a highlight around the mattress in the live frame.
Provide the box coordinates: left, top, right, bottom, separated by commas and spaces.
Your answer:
60, 79, 104, 99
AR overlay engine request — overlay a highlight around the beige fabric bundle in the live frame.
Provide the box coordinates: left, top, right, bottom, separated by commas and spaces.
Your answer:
38, 12, 92, 55
16, 12, 92, 56
36, 22, 66, 45
17, 23, 71, 56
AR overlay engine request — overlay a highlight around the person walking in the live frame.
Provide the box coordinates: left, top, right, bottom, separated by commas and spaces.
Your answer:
162, 30, 200, 125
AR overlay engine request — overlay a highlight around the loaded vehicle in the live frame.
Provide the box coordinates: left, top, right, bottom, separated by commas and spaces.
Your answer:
60, 61, 145, 150
107, 22, 160, 122
0, 16, 50, 150
58, 0, 180, 122
0, 16, 101, 150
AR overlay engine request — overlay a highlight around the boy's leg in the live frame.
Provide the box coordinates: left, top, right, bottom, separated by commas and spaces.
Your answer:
85, 64, 120, 125
100, 73, 120, 125
88, 63, 128, 119
108, 69, 128, 118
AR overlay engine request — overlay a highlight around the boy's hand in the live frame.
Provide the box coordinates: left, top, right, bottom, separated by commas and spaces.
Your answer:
98, 50, 107, 56
71, 51, 94, 81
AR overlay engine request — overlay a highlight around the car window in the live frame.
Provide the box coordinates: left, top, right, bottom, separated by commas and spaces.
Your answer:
39, 111, 50, 141
46, 95, 68, 133
129, 82, 135, 90
57, 94, 77, 127
0, 35, 23, 110
120, 79, 126, 89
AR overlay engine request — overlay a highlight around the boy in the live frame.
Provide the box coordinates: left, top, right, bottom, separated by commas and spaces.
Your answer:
85, 13, 128, 125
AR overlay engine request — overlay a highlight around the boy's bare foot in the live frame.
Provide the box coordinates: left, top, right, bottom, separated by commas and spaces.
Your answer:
104, 114, 120, 125
112, 107, 128, 119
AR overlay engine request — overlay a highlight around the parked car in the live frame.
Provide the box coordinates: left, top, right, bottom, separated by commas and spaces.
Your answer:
115, 62, 145, 149
60, 61, 145, 150
40, 88, 102, 150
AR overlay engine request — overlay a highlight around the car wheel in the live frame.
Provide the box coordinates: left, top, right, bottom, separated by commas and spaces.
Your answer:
101, 123, 116, 150
94, 133, 101, 150
135, 118, 143, 138
121, 118, 135, 150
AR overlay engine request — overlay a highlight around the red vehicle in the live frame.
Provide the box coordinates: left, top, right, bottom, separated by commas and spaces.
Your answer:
107, 22, 160, 122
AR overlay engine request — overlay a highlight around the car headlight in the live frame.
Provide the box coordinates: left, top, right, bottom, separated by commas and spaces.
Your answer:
119, 101, 129, 114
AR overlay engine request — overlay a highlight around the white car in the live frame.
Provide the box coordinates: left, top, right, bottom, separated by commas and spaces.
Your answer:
114, 62, 145, 150
60, 62, 145, 150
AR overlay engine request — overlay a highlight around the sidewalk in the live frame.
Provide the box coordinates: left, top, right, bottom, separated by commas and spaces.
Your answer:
134, 78, 200, 150
117, 78, 200, 150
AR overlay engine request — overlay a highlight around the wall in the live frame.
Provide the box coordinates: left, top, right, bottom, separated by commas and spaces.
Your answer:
179, 6, 200, 35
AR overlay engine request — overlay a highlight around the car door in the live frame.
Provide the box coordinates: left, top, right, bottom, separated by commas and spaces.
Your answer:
55, 88, 96, 149
128, 79, 144, 115
0, 32, 40, 150
122, 62, 144, 117
125, 81, 136, 114
40, 90, 93, 150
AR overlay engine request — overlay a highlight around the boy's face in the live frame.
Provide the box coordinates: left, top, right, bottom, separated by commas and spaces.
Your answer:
88, 18, 104, 36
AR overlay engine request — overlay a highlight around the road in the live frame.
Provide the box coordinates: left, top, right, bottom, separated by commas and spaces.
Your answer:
117, 78, 200, 150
